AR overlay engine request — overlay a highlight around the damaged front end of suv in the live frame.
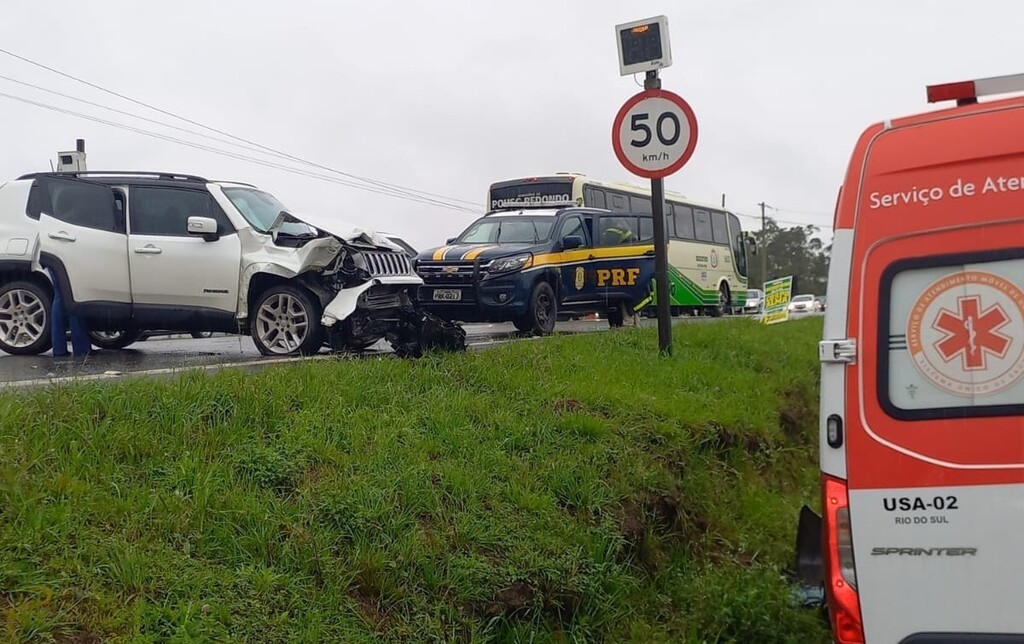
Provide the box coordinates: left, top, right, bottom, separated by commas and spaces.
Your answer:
247, 212, 466, 357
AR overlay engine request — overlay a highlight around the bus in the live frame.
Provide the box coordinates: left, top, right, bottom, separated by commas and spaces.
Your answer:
487, 173, 750, 316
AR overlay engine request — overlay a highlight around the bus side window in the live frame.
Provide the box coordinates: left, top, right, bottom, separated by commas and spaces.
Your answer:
711, 211, 730, 244
584, 186, 606, 209
674, 205, 695, 240
609, 192, 629, 213
630, 195, 652, 214
694, 210, 714, 242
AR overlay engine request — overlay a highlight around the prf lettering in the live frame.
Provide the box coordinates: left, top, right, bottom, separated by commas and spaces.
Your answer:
596, 268, 641, 287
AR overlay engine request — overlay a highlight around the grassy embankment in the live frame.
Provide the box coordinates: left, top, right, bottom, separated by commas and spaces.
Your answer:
1, 317, 829, 643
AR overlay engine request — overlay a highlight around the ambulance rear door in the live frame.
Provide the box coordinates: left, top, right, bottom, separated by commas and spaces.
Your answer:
846, 99, 1024, 643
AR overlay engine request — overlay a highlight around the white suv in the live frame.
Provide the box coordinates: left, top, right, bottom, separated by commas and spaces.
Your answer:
0, 171, 465, 356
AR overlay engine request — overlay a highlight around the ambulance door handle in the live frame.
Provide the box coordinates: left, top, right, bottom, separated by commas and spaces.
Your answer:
820, 339, 857, 364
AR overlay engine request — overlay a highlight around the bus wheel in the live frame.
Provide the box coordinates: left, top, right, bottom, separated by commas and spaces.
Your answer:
520, 281, 557, 336
711, 283, 730, 318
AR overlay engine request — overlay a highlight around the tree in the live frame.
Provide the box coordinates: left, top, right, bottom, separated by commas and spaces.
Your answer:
747, 217, 830, 295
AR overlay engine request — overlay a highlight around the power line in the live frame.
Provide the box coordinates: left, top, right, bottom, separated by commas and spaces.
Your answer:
733, 210, 833, 229
773, 206, 833, 218
0, 47, 483, 210
0, 90, 481, 213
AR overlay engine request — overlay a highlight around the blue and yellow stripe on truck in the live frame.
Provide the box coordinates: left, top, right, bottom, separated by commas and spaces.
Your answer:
527, 244, 654, 270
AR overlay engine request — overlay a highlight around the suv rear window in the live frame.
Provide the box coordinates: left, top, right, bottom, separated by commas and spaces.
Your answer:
880, 249, 1024, 419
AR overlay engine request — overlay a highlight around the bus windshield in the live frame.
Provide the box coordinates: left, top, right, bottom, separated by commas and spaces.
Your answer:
458, 217, 554, 244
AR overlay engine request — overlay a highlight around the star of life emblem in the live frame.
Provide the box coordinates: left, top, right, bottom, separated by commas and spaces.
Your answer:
907, 270, 1024, 397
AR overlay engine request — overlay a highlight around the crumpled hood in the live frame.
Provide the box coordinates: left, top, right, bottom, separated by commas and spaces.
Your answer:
417, 242, 539, 263
271, 210, 403, 251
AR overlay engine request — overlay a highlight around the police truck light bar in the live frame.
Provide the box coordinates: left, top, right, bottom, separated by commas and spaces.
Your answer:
927, 72, 1024, 105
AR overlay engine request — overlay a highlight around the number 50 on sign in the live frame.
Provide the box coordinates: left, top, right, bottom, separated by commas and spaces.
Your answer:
612, 88, 698, 180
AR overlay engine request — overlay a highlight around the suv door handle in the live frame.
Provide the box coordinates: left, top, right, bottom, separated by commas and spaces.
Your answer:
134, 245, 163, 255
644, 250, 655, 256
48, 231, 76, 242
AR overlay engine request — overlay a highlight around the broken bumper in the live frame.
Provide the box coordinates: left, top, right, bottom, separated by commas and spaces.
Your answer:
320, 275, 423, 327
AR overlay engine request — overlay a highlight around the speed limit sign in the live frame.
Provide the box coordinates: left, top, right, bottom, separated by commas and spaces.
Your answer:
612, 89, 698, 179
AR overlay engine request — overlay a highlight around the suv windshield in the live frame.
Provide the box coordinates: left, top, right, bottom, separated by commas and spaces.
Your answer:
222, 187, 314, 236
458, 216, 554, 244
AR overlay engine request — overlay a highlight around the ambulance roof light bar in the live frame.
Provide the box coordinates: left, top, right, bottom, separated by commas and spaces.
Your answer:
927, 72, 1024, 106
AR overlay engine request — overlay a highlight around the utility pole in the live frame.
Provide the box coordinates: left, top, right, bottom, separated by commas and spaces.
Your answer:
758, 201, 769, 288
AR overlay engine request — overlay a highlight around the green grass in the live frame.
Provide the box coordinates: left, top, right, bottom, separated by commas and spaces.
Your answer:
0, 317, 830, 643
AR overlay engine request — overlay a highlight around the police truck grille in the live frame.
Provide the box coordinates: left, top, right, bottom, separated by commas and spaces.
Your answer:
362, 251, 413, 277
416, 261, 479, 285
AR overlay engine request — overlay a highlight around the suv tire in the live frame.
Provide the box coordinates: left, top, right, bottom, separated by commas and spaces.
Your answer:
519, 280, 557, 336
250, 284, 324, 356
0, 280, 53, 356
89, 329, 143, 350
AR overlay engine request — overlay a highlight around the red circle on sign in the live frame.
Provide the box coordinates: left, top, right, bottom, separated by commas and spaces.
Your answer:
611, 89, 699, 179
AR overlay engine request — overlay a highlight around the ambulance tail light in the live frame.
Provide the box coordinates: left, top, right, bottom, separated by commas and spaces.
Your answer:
822, 474, 864, 644
927, 72, 1024, 105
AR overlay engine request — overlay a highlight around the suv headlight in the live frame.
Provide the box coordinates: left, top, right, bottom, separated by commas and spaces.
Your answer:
488, 254, 532, 274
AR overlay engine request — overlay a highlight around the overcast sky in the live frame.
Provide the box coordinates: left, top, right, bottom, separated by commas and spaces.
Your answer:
1, 1, 1019, 250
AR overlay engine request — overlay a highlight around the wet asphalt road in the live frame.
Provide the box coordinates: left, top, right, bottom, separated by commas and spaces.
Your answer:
0, 320, 613, 387
0, 313, 818, 388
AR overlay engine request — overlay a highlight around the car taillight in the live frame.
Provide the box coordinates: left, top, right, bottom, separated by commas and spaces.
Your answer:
822, 475, 864, 644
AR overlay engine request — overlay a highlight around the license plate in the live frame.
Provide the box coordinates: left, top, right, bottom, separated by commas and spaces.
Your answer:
432, 289, 462, 302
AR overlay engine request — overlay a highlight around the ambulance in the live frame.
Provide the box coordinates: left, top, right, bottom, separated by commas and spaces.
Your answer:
799, 74, 1024, 643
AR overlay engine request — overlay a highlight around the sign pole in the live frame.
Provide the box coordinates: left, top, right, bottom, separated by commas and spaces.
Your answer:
614, 15, 694, 356
645, 70, 672, 355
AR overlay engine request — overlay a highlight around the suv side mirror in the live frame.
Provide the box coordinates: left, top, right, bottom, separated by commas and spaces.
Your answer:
561, 235, 584, 250
446, 237, 457, 244
187, 216, 220, 241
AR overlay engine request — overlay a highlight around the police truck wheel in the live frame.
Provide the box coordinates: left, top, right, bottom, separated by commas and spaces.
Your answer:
522, 281, 557, 336
711, 284, 730, 318
250, 284, 324, 356
0, 280, 53, 356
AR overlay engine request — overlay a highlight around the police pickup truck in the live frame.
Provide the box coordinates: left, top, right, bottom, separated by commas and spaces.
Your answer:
414, 204, 656, 335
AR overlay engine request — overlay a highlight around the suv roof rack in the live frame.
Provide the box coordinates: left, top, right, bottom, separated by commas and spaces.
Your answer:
16, 171, 210, 182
